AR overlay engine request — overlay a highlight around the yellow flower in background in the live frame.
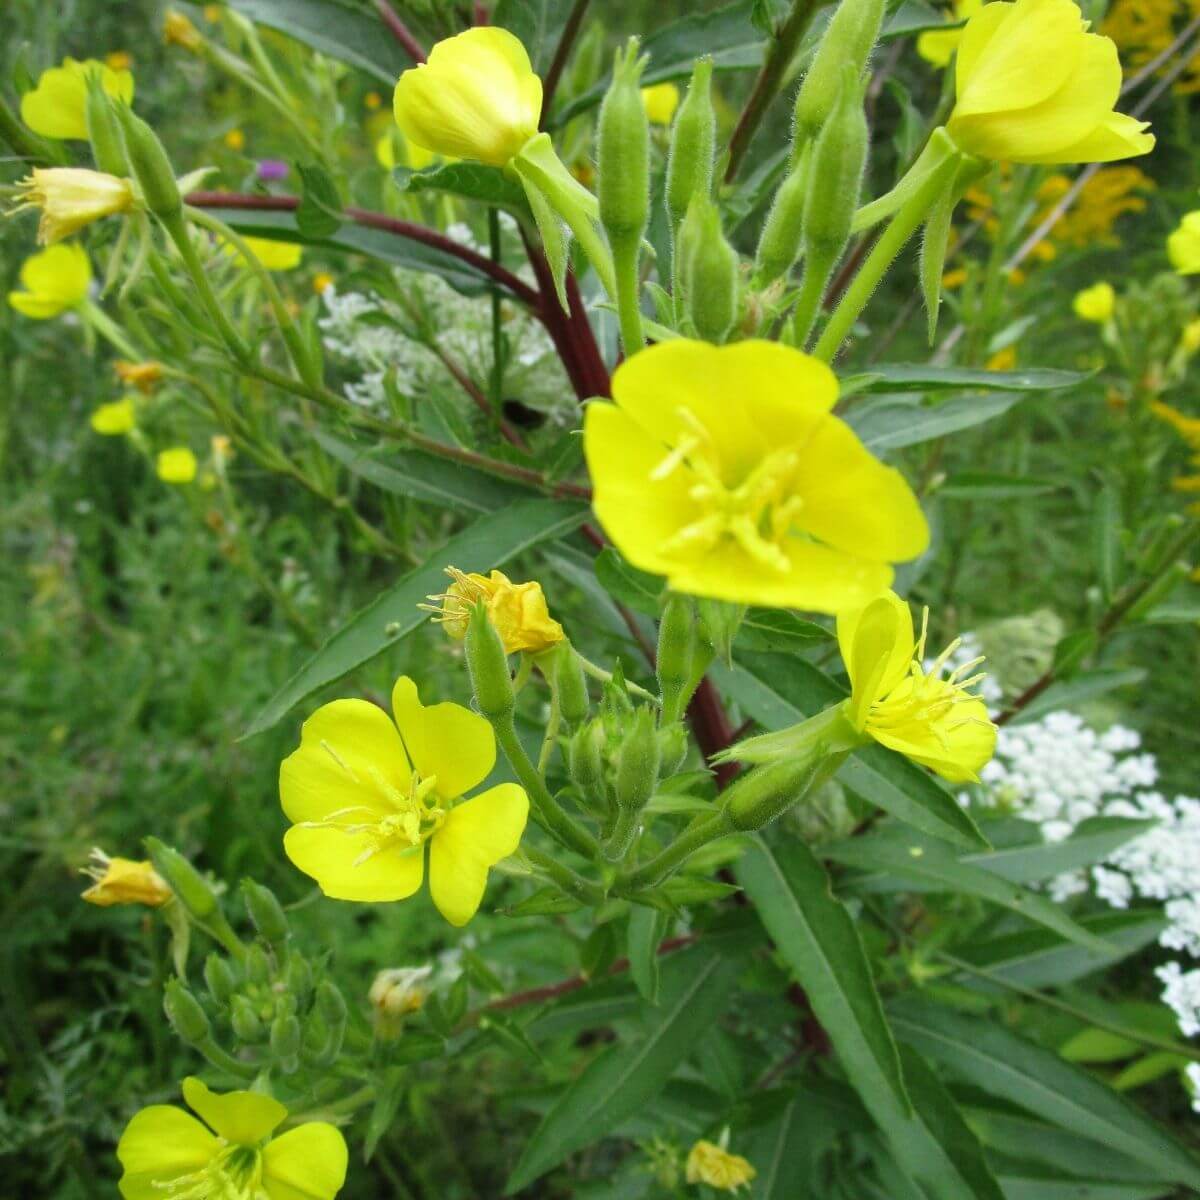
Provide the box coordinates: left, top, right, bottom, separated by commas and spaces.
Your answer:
157, 447, 198, 484
1073, 281, 1116, 322
374, 129, 438, 172
641, 81, 680, 125
280, 676, 528, 924
837, 591, 997, 783
13, 167, 135, 244
1181, 318, 1200, 354
917, 0, 984, 67
423, 566, 564, 655
985, 345, 1017, 370
114, 359, 165, 393
117, 1077, 348, 1200
90, 398, 137, 435
231, 236, 304, 271
312, 271, 334, 294
944, 0, 1155, 164
1168, 211, 1200, 274
20, 57, 134, 141
685, 1140, 757, 1192
223, 128, 246, 152
393, 28, 542, 167
7, 244, 92, 319
364, 90, 382, 110
369, 966, 431, 1017
583, 340, 929, 614
203, 3, 222, 20
941, 267, 968, 289
1151, 400, 1200, 448
81, 850, 170, 907
106, 51, 133, 71
163, 9, 204, 51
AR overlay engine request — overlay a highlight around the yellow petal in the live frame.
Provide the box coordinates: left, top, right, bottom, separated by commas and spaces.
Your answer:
869, 691, 997, 783
91, 398, 137, 435
12, 243, 92, 317
284, 825, 425, 902
182, 1077, 287, 1144
390, 676, 495, 798
641, 82, 679, 125
280, 698, 411, 824
8, 289, 69, 319
1043, 111, 1155, 166
20, 58, 133, 140
118, 1105, 218, 1200
262, 1123, 349, 1200
428, 782, 528, 925
837, 592, 915, 727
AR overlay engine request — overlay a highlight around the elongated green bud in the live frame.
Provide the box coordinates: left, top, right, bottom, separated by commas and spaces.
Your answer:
681, 196, 738, 344
241, 880, 289, 947
568, 720, 607, 801
656, 593, 694, 723
116, 107, 181, 222
569, 20, 607, 97
792, 0, 885, 147
164, 980, 210, 1045
755, 148, 810, 286
285, 950, 313, 1005
555, 643, 590, 729
656, 722, 689, 776
615, 708, 660, 814
465, 601, 514, 720
804, 67, 868, 256
230, 995, 265, 1043
144, 838, 217, 920
315, 980, 347, 1060
204, 954, 238, 1005
599, 39, 649, 244
245, 944, 272, 987
270, 1012, 301, 1064
724, 749, 847, 832
85, 77, 126, 176
666, 57, 715, 228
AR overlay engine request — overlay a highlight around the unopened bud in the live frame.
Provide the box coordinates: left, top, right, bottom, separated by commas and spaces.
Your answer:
465, 601, 514, 720
568, 720, 608, 801
164, 979, 210, 1045
241, 879, 289, 947
555, 643, 590, 728
270, 1012, 302, 1063
656, 593, 695, 721
284, 950, 312, 1005
85, 78, 126, 177
681, 197, 738, 344
803, 67, 867, 258
116, 106, 181, 222
144, 838, 218, 920
316, 978, 348, 1027
615, 708, 660, 813
204, 954, 238, 1005
666, 58, 715, 228
598, 39, 650, 245
656, 723, 689, 776
245, 944, 272, 987
755, 150, 809, 286
231, 995, 265, 1043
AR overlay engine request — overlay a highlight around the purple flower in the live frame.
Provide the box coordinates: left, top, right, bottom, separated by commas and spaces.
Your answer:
256, 159, 289, 182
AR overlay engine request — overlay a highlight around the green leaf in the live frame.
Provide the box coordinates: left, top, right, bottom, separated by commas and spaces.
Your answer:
226, 0, 415, 82
505, 945, 741, 1192
393, 162, 530, 215
743, 1092, 840, 1199
889, 998, 1200, 1192
499, 887, 584, 917
921, 181, 956, 344
1111, 1051, 1190, 1092
882, 1, 960, 37
492, 0, 571, 70
1093, 481, 1124, 603
594, 547, 665, 616
938, 472, 1060, 500
996, 1174, 1173, 1200
626, 907, 667, 1005
244, 499, 587, 737
517, 173, 571, 310
845, 364, 1087, 394
847, 393, 1026, 454
1059, 1026, 1141, 1064
295, 162, 343, 239
1012, 668, 1146, 724
737, 609, 832, 651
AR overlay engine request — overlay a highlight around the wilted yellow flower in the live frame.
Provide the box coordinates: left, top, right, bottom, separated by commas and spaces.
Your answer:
685, 1140, 756, 1192
985, 345, 1017, 370
312, 271, 334, 294
90, 398, 137, 435
81, 849, 171, 907
641, 81, 680, 125
1073, 281, 1116, 322
13, 167, 135, 244
393, 28, 541, 167
917, 0, 984, 67
1168, 211, 1200, 275
20, 57, 134, 141
114, 359, 165, 393
163, 9, 204, 51
837, 590, 997, 783
423, 566, 564, 654
106, 51, 133, 71
7, 243, 92, 319
231, 236, 304, 271
584, 340, 929, 613
944, 0, 1154, 164
369, 965, 431, 1018
157, 447, 198, 484
280, 676, 528, 924
223, 128, 246, 152
117, 1078, 348, 1200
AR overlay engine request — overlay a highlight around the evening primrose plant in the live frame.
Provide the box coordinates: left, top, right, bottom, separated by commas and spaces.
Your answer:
7, 0, 1200, 1194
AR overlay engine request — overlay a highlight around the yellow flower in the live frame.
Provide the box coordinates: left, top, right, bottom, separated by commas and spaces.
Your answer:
203, 3, 222, 20
393, 28, 542, 167
1181, 318, 1200, 354
641, 82, 680, 125
374, 129, 438, 172
423, 566, 564, 654
365, 90, 382, 110
1073, 280, 1115, 322
90, 398, 137, 435
369, 966, 431, 1017
157, 447, 198, 484
985, 345, 1017, 370
117, 1077, 347, 1200
7, 244, 92, 319
164, 9, 204, 51
13, 167, 135, 244
81, 849, 170, 907
837, 590, 997, 783
1151, 400, 1200, 448
944, 0, 1154, 164
106, 51, 133, 71
312, 271, 334, 294
223, 128, 246, 152
942, 266, 968, 289
114, 359, 165, 393
583, 340, 929, 614
232, 236, 304, 271
685, 1140, 757, 1192
280, 676, 529, 924
917, 0, 985, 68
20, 57, 134, 141
1168, 211, 1200, 275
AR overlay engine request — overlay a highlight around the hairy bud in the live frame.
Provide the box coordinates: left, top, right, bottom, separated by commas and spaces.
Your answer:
666, 57, 715, 228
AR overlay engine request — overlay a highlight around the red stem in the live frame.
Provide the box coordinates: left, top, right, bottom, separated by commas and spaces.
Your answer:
374, 0, 426, 62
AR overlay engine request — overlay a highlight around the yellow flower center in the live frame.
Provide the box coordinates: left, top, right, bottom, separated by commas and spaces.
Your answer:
157, 1143, 261, 1199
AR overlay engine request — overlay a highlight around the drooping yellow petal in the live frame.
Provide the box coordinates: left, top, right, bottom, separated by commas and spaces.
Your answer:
1043, 112, 1154, 166
20, 57, 134, 140
868, 686, 996, 782
261, 1123, 349, 1200
390, 676, 495, 799
182, 1077, 287, 1145
117, 1105, 218, 1200
428, 782, 528, 926
8, 244, 92, 318
837, 593, 914, 728
283, 825, 426, 902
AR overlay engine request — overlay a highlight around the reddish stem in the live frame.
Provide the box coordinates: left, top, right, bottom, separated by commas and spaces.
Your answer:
540, 0, 592, 128
374, 0, 426, 62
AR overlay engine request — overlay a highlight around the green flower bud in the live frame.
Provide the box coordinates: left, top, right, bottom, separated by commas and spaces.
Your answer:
465, 601, 514, 721
681, 196, 738, 344
656, 723, 689, 777
203, 953, 238, 1006
270, 1012, 302, 1063
755, 149, 810, 287
803, 67, 868, 258
245, 944, 272, 987
666, 57, 715, 229
615, 708, 660, 814
84, 77, 127, 177
598, 39, 649, 244
555, 642, 590, 729
284, 950, 313, 1006
568, 719, 608, 802
230, 995, 265, 1043
600, 664, 634, 727
241, 879, 289, 947
316, 978, 348, 1027
164, 979, 210, 1045
144, 838, 217, 921
723, 751, 845, 832
568, 20, 607, 97
116, 106, 181, 222
656, 593, 695, 723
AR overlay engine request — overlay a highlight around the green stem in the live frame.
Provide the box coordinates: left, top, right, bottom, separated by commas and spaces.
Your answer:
197, 1036, 258, 1078
618, 808, 736, 892
789, 243, 837, 351
611, 237, 645, 355
81, 300, 141, 359
523, 844, 604, 905
537, 684, 562, 775
576, 654, 659, 704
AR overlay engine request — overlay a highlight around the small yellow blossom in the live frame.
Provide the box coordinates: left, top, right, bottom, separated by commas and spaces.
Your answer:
90, 398, 137, 435
163, 9, 204, 51
944, 0, 1154, 165
917, 0, 984, 67
280, 677, 528, 924
1168, 211, 1200, 275
13, 167, 135, 244
1151, 401, 1200, 448
685, 1139, 757, 1192
223, 128, 246, 152
641, 81, 680, 125
423, 567, 564, 654
20, 58, 134, 140
106, 51, 133, 71
374, 129, 438, 172
232, 236, 304, 271
7, 244, 92, 319
1073, 281, 1116, 322
941, 267, 968, 289
837, 590, 997, 783
157, 447, 198, 484
312, 271, 334, 294
369, 966, 431, 1017
211, 434, 234, 463
1181, 318, 1200, 355
81, 849, 171, 907
117, 1077, 348, 1200
114, 359, 165, 393
986, 345, 1017, 371
583, 340, 929, 613
364, 91, 382, 110
393, 28, 541, 167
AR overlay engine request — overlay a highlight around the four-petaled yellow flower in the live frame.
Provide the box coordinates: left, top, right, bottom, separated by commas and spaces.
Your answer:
279, 676, 528, 925
583, 340, 929, 614
91, 398, 137, 436
7, 244, 92, 319
641, 82, 680, 125
157, 447, 198, 484
14, 167, 135, 244
1073, 281, 1115, 322
917, 0, 984, 68
81, 849, 171, 907
945, 0, 1154, 164
837, 590, 997, 783
393, 28, 542, 167
685, 1139, 757, 1192
117, 1077, 347, 1200
21, 57, 134, 141
424, 566, 564, 655
1168, 211, 1200, 275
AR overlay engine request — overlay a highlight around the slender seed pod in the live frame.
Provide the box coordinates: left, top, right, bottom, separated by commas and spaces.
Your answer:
465, 601, 514, 720
116, 106, 181, 222
754, 145, 810, 287
681, 196, 738, 344
666, 57, 716, 229
724, 749, 849, 832
164, 980, 210, 1045
598, 39, 650, 246
656, 593, 694, 723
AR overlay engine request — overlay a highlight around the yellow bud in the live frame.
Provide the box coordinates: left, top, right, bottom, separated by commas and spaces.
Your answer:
114, 359, 165, 393
312, 271, 335, 294
203, 3, 222, 21
91, 398, 137, 435
986, 345, 1017, 371
81, 850, 172, 907
425, 566, 564, 654
157, 447, 198, 484
223, 128, 246, 152
164, 9, 204, 51
364, 91, 382, 110
1073, 281, 1115, 323
13, 167, 135, 244
211, 434, 233, 463
106, 51, 133, 72
685, 1139, 756, 1192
